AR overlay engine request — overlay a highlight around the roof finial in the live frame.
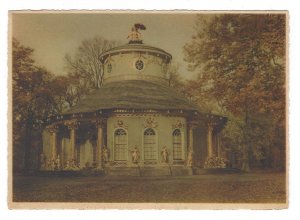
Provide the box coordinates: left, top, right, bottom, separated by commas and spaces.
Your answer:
127, 23, 146, 44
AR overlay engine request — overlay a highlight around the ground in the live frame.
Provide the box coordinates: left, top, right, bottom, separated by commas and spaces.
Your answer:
12, 171, 286, 203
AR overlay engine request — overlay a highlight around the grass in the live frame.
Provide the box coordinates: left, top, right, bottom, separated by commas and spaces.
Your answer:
12, 171, 286, 203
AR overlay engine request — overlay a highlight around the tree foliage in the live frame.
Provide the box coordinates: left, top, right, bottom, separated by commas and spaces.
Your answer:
167, 62, 186, 93
12, 38, 58, 171
65, 36, 117, 91
184, 14, 286, 170
12, 36, 118, 171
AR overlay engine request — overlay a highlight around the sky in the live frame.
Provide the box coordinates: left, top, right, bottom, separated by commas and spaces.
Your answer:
11, 12, 199, 79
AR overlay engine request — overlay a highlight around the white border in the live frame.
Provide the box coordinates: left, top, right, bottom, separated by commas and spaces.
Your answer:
2, 0, 300, 220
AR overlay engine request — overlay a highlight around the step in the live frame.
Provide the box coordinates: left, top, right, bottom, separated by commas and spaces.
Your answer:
106, 167, 140, 176
140, 166, 172, 176
171, 166, 193, 176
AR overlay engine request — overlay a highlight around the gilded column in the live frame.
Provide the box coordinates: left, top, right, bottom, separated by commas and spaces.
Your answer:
47, 125, 59, 160
217, 133, 221, 157
207, 123, 214, 158
95, 118, 106, 169
188, 124, 194, 153
65, 120, 79, 161
187, 121, 197, 166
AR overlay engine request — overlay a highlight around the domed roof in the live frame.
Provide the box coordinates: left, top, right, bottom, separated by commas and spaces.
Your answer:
63, 80, 199, 115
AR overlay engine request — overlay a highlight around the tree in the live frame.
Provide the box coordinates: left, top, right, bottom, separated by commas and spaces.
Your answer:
184, 14, 286, 171
49, 75, 82, 112
12, 38, 57, 171
65, 36, 117, 91
167, 62, 185, 92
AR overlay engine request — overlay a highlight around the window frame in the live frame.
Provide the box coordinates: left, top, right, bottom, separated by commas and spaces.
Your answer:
113, 128, 128, 161
172, 128, 183, 160
143, 128, 158, 161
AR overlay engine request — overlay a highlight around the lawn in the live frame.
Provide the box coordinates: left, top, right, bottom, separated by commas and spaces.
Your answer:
12, 171, 286, 203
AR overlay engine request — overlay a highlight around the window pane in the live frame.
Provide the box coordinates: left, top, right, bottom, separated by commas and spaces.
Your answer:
173, 129, 182, 160
114, 129, 127, 161
144, 128, 157, 160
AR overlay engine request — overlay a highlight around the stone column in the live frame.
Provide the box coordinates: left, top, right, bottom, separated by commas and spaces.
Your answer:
217, 133, 221, 157
65, 120, 79, 162
187, 121, 197, 166
95, 118, 106, 169
188, 124, 194, 153
207, 123, 214, 158
70, 128, 76, 160
47, 125, 59, 160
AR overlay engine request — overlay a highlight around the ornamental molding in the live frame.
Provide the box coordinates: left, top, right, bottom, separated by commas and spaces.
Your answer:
172, 120, 184, 129
207, 122, 217, 132
132, 52, 147, 61
104, 54, 114, 64
143, 117, 158, 129
46, 124, 59, 133
64, 120, 80, 130
114, 119, 128, 129
147, 55, 162, 65
92, 118, 107, 128
188, 120, 199, 129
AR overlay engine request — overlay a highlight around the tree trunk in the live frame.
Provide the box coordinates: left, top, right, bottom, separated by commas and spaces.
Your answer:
241, 98, 251, 172
23, 115, 33, 172
241, 145, 250, 172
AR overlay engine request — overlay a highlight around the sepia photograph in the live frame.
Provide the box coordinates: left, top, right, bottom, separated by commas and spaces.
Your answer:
8, 11, 287, 208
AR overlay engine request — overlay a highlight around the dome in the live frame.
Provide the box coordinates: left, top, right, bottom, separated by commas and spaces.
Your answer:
63, 80, 198, 115
99, 42, 172, 85
62, 27, 199, 115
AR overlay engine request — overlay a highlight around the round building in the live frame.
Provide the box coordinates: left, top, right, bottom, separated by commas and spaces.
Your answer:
42, 27, 227, 175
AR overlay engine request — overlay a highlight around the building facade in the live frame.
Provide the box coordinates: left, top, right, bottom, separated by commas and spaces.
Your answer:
41, 29, 227, 175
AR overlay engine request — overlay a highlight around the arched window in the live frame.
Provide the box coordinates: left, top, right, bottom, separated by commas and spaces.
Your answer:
173, 129, 182, 160
144, 128, 157, 160
114, 129, 127, 161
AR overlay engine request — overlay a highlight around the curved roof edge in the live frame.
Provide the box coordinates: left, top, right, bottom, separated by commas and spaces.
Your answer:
62, 80, 199, 115
99, 43, 172, 64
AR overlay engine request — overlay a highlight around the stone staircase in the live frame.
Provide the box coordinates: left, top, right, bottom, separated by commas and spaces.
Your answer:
105, 166, 193, 176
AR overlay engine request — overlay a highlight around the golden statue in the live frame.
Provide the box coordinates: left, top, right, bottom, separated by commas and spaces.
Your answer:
127, 23, 146, 43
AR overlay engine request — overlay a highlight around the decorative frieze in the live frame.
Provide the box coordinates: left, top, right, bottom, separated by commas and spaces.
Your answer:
147, 55, 162, 65
114, 119, 128, 129
104, 54, 114, 64
93, 118, 107, 128
46, 124, 59, 133
143, 117, 158, 128
64, 120, 80, 130
188, 120, 198, 129
172, 120, 184, 129
71, 113, 84, 119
